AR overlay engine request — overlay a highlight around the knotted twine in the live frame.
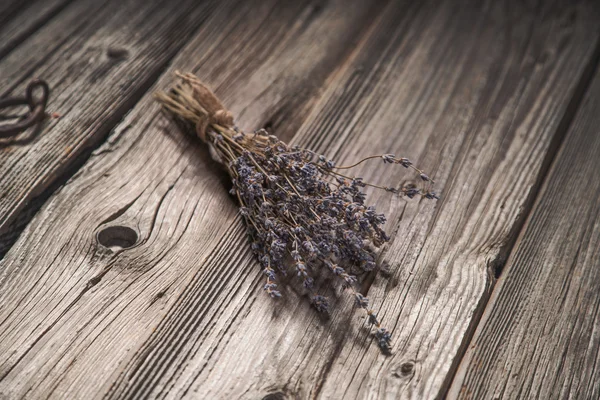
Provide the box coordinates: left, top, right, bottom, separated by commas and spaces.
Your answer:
171, 71, 234, 143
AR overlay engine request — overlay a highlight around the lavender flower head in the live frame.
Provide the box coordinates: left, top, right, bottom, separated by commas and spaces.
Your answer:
155, 72, 438, 354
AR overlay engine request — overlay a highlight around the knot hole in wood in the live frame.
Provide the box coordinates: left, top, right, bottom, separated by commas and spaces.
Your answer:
392, 361, 416, 380
106, 47, 129, 61
96, 225, 138, 251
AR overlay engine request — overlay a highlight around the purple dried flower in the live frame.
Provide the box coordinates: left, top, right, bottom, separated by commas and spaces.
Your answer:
312, 295, 329, 313
424, 191, 440, 200
403, 187, 420, 199
354, 293, 369, 309
368, 311, 379, 326
342, 274, 357, 285
398, 157, 412, 168
382, 154, 396, 163
296, 261, 308, 277
264, 282, 282, 298
303, 276, 314, 289
156, 72, 439, 355
375, 327, 392, 353
262, 267, 276, 280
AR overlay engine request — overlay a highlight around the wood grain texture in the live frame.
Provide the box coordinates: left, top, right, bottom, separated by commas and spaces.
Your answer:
0, 0, 73, 61
0, 0, 385, 398
239, 1, 600, 398
0, 0, 599, 399
448, 45, 600, 400
0, 0, 221, 254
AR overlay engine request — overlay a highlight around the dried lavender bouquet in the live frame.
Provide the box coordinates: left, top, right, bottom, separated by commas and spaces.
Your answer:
154, 72, 438, 354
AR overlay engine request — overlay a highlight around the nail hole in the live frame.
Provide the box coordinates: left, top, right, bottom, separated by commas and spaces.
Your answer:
97, 225, 138, 250
400, 362, 414, 376
489, 258, 505, 279
262, 392, 287, 400
106, 47, 129, 60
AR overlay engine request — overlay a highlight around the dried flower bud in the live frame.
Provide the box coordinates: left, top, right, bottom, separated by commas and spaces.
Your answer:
368, 311, 379, 326
398, 158, 412, 168
355, 293, 369, 309
375, 327, 392, 353
312, 295, 329, 313
264, 282, 282, 298
382, 154, 396, 163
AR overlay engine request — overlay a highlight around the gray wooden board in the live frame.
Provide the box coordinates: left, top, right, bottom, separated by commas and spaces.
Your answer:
0, 0, 73, 60
448, 40, 600, 400
0, 0, 225, 254
0, 0, 599, 399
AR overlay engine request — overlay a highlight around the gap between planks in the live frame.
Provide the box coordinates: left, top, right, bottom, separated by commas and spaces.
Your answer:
448, 34, 600, 400
443, 23, 600, 399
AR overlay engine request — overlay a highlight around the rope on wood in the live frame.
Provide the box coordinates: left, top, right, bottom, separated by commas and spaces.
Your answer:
174, 71, 234, 142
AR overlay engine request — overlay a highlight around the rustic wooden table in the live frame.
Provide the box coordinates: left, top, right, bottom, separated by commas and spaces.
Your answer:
1, 0, 600, 399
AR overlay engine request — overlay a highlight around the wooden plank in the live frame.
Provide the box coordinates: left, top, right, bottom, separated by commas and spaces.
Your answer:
448, 49, 600, 400
0, 0, 73, 61
0, 1, 598, 400
0, 0, 385, 398
0, 0, 30, 27
0, 0, 226, 255
302, 2, 600, 398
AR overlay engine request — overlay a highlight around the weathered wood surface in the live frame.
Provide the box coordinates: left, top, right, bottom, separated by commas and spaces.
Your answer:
0, 0, 221, 254
0, 0, 600, 399
254, 2, 600, 398
0, 0, 73, 61
448, 51, 600, 400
